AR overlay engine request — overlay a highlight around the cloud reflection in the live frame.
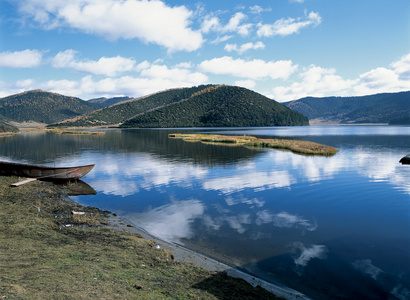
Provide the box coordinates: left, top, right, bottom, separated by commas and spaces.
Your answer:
256, 210, 317, 231
291, 242, 328, 267
124, 199, 204, 243
352, 259, 410, 300
352, 259, 383, 280
203, 170, 293, 194
88, 153, 208, 197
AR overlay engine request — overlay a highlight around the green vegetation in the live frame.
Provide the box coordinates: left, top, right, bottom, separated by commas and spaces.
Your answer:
51, 85, 219, 127
88, 96, 133, 107
0, 176, 281, 299
0, 90, 99, 124
121, 85, 308, 128
0, 122, 19, 134
284, 91, 410, 124
389, 115, 410, 125
170, 133, 338, 156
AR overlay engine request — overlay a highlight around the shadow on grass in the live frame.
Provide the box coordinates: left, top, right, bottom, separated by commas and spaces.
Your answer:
192, 272, 283, 300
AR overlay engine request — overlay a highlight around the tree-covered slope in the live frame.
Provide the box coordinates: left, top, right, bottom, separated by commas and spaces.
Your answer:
0, 121, 18, 133
0, 90, 99, 124
53, 85, 216, 127
121, 85, 308, 128
284, 91, 410, 124
88, 96, 133, 108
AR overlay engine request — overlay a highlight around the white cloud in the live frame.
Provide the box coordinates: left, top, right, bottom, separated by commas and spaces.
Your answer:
18, 0, 203, 53
0, 57, 209, 99
290, 0, 305, 3
224, 41, 265, 54
210, 35, 233, 45
249, 5, 271, 14
272, 65, 355, 101
257, 11, 321, 37
140, 64, 208, 83
35, 62, 208, 98
52, 49, 136, 76
201, 16, 220, 33
0, 49, 43, 68
354, 53, 410, 95
271, 52, 410, 101
198, 56, 297, 80
235, 80, 256, 89
391, 53, 410, 80
201, 12, 252, 36
224, 12, 252, 36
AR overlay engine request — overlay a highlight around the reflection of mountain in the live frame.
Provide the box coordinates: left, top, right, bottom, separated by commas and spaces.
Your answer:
0, 129, 262, 165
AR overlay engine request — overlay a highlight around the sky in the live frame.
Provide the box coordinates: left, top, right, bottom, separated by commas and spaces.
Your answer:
0, 0, 409, 102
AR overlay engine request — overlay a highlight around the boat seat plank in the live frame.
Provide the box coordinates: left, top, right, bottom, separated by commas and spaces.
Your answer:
10, 178, 38, 187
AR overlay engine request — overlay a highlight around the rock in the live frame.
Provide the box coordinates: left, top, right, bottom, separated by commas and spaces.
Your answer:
399, 154, 410, 165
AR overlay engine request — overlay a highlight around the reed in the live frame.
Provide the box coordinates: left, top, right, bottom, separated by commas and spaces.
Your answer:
169, 133, 338, 156
46, 129, 105, 135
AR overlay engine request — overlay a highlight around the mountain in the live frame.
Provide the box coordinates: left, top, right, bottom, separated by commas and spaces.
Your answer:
0, 90, 100, 124
51, 85, 308, 128
121, 85, 308, 128
283, 91, 410, 124
88, 96, 133, 107
0, 121, 19, 134
52, 86, 215, 127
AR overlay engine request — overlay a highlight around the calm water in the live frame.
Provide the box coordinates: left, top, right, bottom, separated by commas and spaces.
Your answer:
1, 126, 409, 300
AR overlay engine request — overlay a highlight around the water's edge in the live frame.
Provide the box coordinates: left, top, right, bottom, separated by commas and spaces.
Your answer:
106, 213, 310, 300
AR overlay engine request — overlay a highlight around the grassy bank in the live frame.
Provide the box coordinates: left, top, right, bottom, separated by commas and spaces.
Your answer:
45, 129, 105, 135
169, 133, 338, 156
0, 176, 280, 299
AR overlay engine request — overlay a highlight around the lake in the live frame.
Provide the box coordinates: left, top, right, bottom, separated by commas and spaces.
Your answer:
1, 126, 409, 300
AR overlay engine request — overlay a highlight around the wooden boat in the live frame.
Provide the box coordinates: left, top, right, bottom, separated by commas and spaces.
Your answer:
0, 161, 95, 181
399, 154, 410, 165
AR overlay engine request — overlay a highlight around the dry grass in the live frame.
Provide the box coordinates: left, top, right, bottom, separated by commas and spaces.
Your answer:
0, 176, 281, 299
169, 133, 338, 156
45, 129, 105, 135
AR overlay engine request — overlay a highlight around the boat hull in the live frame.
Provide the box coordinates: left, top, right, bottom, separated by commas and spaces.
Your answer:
0, 161, 95, 180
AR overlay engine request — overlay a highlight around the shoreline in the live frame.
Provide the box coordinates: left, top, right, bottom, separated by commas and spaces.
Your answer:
104, 213, 309, 300
0, 175, 306, 299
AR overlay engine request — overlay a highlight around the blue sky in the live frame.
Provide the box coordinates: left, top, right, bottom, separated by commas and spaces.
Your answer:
0, 0, 409, 102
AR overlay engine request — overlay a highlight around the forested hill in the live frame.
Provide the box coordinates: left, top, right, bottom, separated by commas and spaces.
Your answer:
284, 91, 410, 124
54, 85, 308, 128
53, 86, 215, 127
0, 90, 99, 124
0, 121, 19, 133
121, 85, 308, 128
88, 96, 133, 107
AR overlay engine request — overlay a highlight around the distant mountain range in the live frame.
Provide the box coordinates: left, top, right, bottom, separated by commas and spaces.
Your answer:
53, 85, 308, 128
0, 90, 99, 125
283, 91, 410, 125
0, 87, 408, 130
88, 96, 133, 107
